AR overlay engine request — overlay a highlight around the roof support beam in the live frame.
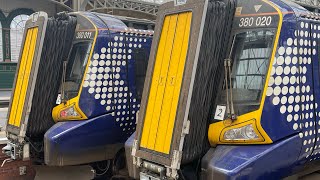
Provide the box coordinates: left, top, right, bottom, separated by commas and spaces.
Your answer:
84, 0, 160, 16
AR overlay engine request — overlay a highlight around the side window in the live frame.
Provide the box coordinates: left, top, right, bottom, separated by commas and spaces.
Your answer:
133, 48, 148, 101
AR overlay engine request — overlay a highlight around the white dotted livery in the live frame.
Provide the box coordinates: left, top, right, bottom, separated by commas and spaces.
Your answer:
82, 28, 153, 135
266, 20, 319, 161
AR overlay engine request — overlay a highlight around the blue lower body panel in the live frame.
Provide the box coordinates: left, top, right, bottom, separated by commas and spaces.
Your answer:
201, 135, 302, 180
44, 113, 127, 166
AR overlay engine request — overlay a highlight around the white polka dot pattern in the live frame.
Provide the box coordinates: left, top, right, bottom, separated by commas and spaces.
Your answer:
266, 21, 317, 160
82, 28, 152, 135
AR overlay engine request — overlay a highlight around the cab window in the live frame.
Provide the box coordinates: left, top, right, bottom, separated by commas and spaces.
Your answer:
218, 29, 275, 115
63, 42, 92, 100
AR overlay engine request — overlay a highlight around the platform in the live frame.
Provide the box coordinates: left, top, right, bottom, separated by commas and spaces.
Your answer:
0, 90, 10, 111
0, 108, 8, 130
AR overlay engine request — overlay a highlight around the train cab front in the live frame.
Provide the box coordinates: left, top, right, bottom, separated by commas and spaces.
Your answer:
44, 12, 153, 166
202, 0, 309, 179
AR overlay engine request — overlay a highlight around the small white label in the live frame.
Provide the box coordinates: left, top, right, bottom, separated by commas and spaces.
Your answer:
175, 0, 187, 6
23, 144, 30, 161
32, 13, 39, 23
214, 105, 226, 120
56, 94, 61, 104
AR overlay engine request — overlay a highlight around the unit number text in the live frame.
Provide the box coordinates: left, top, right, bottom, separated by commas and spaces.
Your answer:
239, 16, 272, 27
76, 31, 93, 39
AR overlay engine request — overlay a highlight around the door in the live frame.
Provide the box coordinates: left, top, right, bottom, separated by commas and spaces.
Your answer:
140, 12, 192, 154
8, 27, 38, 127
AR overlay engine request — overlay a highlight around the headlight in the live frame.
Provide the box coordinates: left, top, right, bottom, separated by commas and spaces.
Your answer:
224, 124, 259, 140
60, 105, 79, 118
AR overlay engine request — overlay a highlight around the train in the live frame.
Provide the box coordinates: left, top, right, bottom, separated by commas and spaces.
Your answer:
5, 0, 320, 179
126, 0, 320, 179
2, 11, 153, 177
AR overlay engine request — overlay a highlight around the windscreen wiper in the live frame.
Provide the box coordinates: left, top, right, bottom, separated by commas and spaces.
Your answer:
60, 61, 68, 104
224, 36, 237, 121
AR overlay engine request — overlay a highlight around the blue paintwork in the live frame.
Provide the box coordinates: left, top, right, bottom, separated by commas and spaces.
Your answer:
310, 20, 320, 163
44, 12, 153, 165
45, 113, 126, 165
260, 0, 299, 142
46, 113, 127, 150
202, 135, 302, 180
262, 0, 319, 164
205, 0, 320, 178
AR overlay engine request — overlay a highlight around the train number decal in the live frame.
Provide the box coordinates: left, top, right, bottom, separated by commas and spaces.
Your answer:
239, 16, 272, 28
75, 31, 93, 40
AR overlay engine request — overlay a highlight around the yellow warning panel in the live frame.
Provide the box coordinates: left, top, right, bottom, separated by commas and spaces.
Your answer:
140, 14, 172, 148
157, 12, 192, 153
140, 12, 192, 154
145, 14, 178, 149
8, 27, 38, 127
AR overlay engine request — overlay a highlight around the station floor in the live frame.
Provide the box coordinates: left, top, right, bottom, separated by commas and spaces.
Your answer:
29, 167, 320, 180
0, 90, 11, 101
0, 107, 8, 129
0, 90, 10, 129
301, 173, 320, 179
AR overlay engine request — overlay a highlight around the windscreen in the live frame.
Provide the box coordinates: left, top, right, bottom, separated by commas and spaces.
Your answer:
218, 29, 275, 115
62, 42, 92, 101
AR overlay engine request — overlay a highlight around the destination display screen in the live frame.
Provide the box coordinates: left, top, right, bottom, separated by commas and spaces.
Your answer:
233, 0, 279, 29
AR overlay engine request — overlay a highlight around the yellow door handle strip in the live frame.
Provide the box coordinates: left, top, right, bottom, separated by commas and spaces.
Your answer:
17, 27, 38, 127
8, 29, 31, 126
15, 27, 38, 127
154, 12, 191, 153
9, 28, 34, 126
140, 15, 173, 148
146, 14, 178, 149
140, 12, 192, 154
163, 12, 192, 153
8, 27, 38, 127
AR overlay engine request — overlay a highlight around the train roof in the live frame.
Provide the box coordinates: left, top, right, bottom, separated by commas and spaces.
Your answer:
99, 13, 155, 25
72, 11, 154, 34
278, 0, 320, 19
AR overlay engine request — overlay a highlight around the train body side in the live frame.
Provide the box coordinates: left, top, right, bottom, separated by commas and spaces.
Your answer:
124, 0, 320, 179
203, 0, 320, 179
45, 12, 153, 166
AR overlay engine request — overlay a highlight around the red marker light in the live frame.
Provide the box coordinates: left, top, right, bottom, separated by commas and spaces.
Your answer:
60, 110, 67, 118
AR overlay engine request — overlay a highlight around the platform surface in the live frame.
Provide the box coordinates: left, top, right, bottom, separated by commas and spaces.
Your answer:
34, 165, 95, 180
0, 90, 10, 129
301, 172, 320, 180
0, 108, 8, 130
0, 90, 10, 102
